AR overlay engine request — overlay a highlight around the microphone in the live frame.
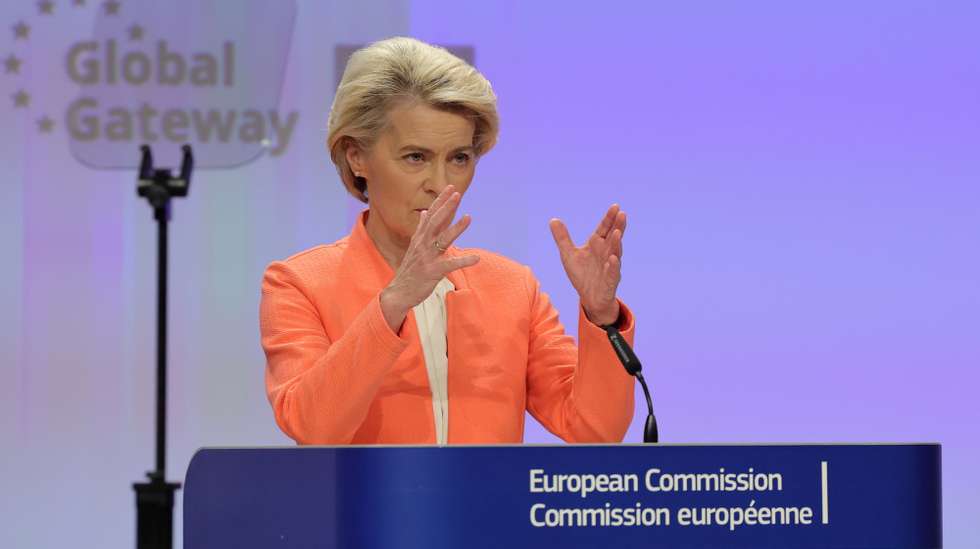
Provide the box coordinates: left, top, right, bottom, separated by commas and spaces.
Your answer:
604, 325, 658, 443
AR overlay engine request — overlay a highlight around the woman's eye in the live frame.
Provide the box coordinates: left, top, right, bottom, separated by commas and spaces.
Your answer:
405, 152, 425, 163
453, 153, 471, 165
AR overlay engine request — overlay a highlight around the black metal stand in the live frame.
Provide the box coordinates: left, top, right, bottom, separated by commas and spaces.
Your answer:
133, 145, 193, 549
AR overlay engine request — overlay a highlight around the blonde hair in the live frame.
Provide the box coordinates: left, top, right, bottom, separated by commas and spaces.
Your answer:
327, 36, 499, 203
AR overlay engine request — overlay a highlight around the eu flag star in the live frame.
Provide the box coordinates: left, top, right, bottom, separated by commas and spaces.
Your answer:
103, 0, 121, 16
13, 21, 30, 40
4, 54, 22, 74
38, 116, 55, 133
13, 90, 31, 108
128, 24, 144, 41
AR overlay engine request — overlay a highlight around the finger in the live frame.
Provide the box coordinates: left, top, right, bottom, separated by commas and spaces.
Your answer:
609, 228, 623, 258
437, 213, 472, 249
428, 184, 456, 213
606, 254, 622, 290
414, 208, 431, 238
587, 232, 606, 255
594, 204, 620, 239
594, 204, 618, 237
613, 211, 627, 236
549, 219, 575, 255
439, 253, 480, 275
428, 191, 462, 236
417, 185, 455, 234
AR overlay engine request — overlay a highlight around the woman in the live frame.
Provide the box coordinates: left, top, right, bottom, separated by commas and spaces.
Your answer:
260, 37, 635, 445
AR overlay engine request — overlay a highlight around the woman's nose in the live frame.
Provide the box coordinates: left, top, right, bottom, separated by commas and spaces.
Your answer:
423, 165, 449, 195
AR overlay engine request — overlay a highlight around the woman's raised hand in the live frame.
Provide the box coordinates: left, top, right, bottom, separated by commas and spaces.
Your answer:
380, 185, 480, 332
549, 204, 627, 327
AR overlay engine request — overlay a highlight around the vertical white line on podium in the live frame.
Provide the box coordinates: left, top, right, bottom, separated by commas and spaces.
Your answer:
820, 460, 829, 524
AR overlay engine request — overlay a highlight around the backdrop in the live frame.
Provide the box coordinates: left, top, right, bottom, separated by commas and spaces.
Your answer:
2, 0, 977, 546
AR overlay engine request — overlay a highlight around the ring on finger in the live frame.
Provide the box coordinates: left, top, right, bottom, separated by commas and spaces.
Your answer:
433, 239, 447, 253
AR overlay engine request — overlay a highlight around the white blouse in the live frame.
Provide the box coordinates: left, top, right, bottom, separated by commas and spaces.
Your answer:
412, 277, 455, 444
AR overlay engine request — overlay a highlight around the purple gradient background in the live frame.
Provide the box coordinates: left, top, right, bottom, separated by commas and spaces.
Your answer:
1, 1, 977, 546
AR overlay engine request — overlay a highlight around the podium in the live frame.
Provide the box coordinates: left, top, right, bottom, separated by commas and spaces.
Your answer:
184, 443, 941, 548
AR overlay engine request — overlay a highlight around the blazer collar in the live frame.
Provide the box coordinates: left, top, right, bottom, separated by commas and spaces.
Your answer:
348, 209, 395, 283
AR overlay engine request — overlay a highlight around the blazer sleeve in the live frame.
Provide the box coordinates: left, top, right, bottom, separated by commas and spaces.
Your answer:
523, 267, 636, 442
259, 260, 410, 444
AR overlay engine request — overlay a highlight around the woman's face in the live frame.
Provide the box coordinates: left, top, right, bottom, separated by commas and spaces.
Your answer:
348, 101, 477, 246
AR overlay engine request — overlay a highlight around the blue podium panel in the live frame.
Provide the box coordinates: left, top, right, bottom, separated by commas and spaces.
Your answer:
184, 444, 941, 548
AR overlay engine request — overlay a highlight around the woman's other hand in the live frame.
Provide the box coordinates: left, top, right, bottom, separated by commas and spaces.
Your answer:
379, 185, 479, 332
549, 204, 626, 326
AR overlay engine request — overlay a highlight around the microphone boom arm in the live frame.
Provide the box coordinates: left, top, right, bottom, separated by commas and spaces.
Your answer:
604, 324, 659, 443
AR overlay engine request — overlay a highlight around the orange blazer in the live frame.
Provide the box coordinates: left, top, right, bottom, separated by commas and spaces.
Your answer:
259, 211, 636, 445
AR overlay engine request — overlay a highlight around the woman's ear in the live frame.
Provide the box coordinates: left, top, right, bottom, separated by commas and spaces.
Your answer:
345, 140, 367, 178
